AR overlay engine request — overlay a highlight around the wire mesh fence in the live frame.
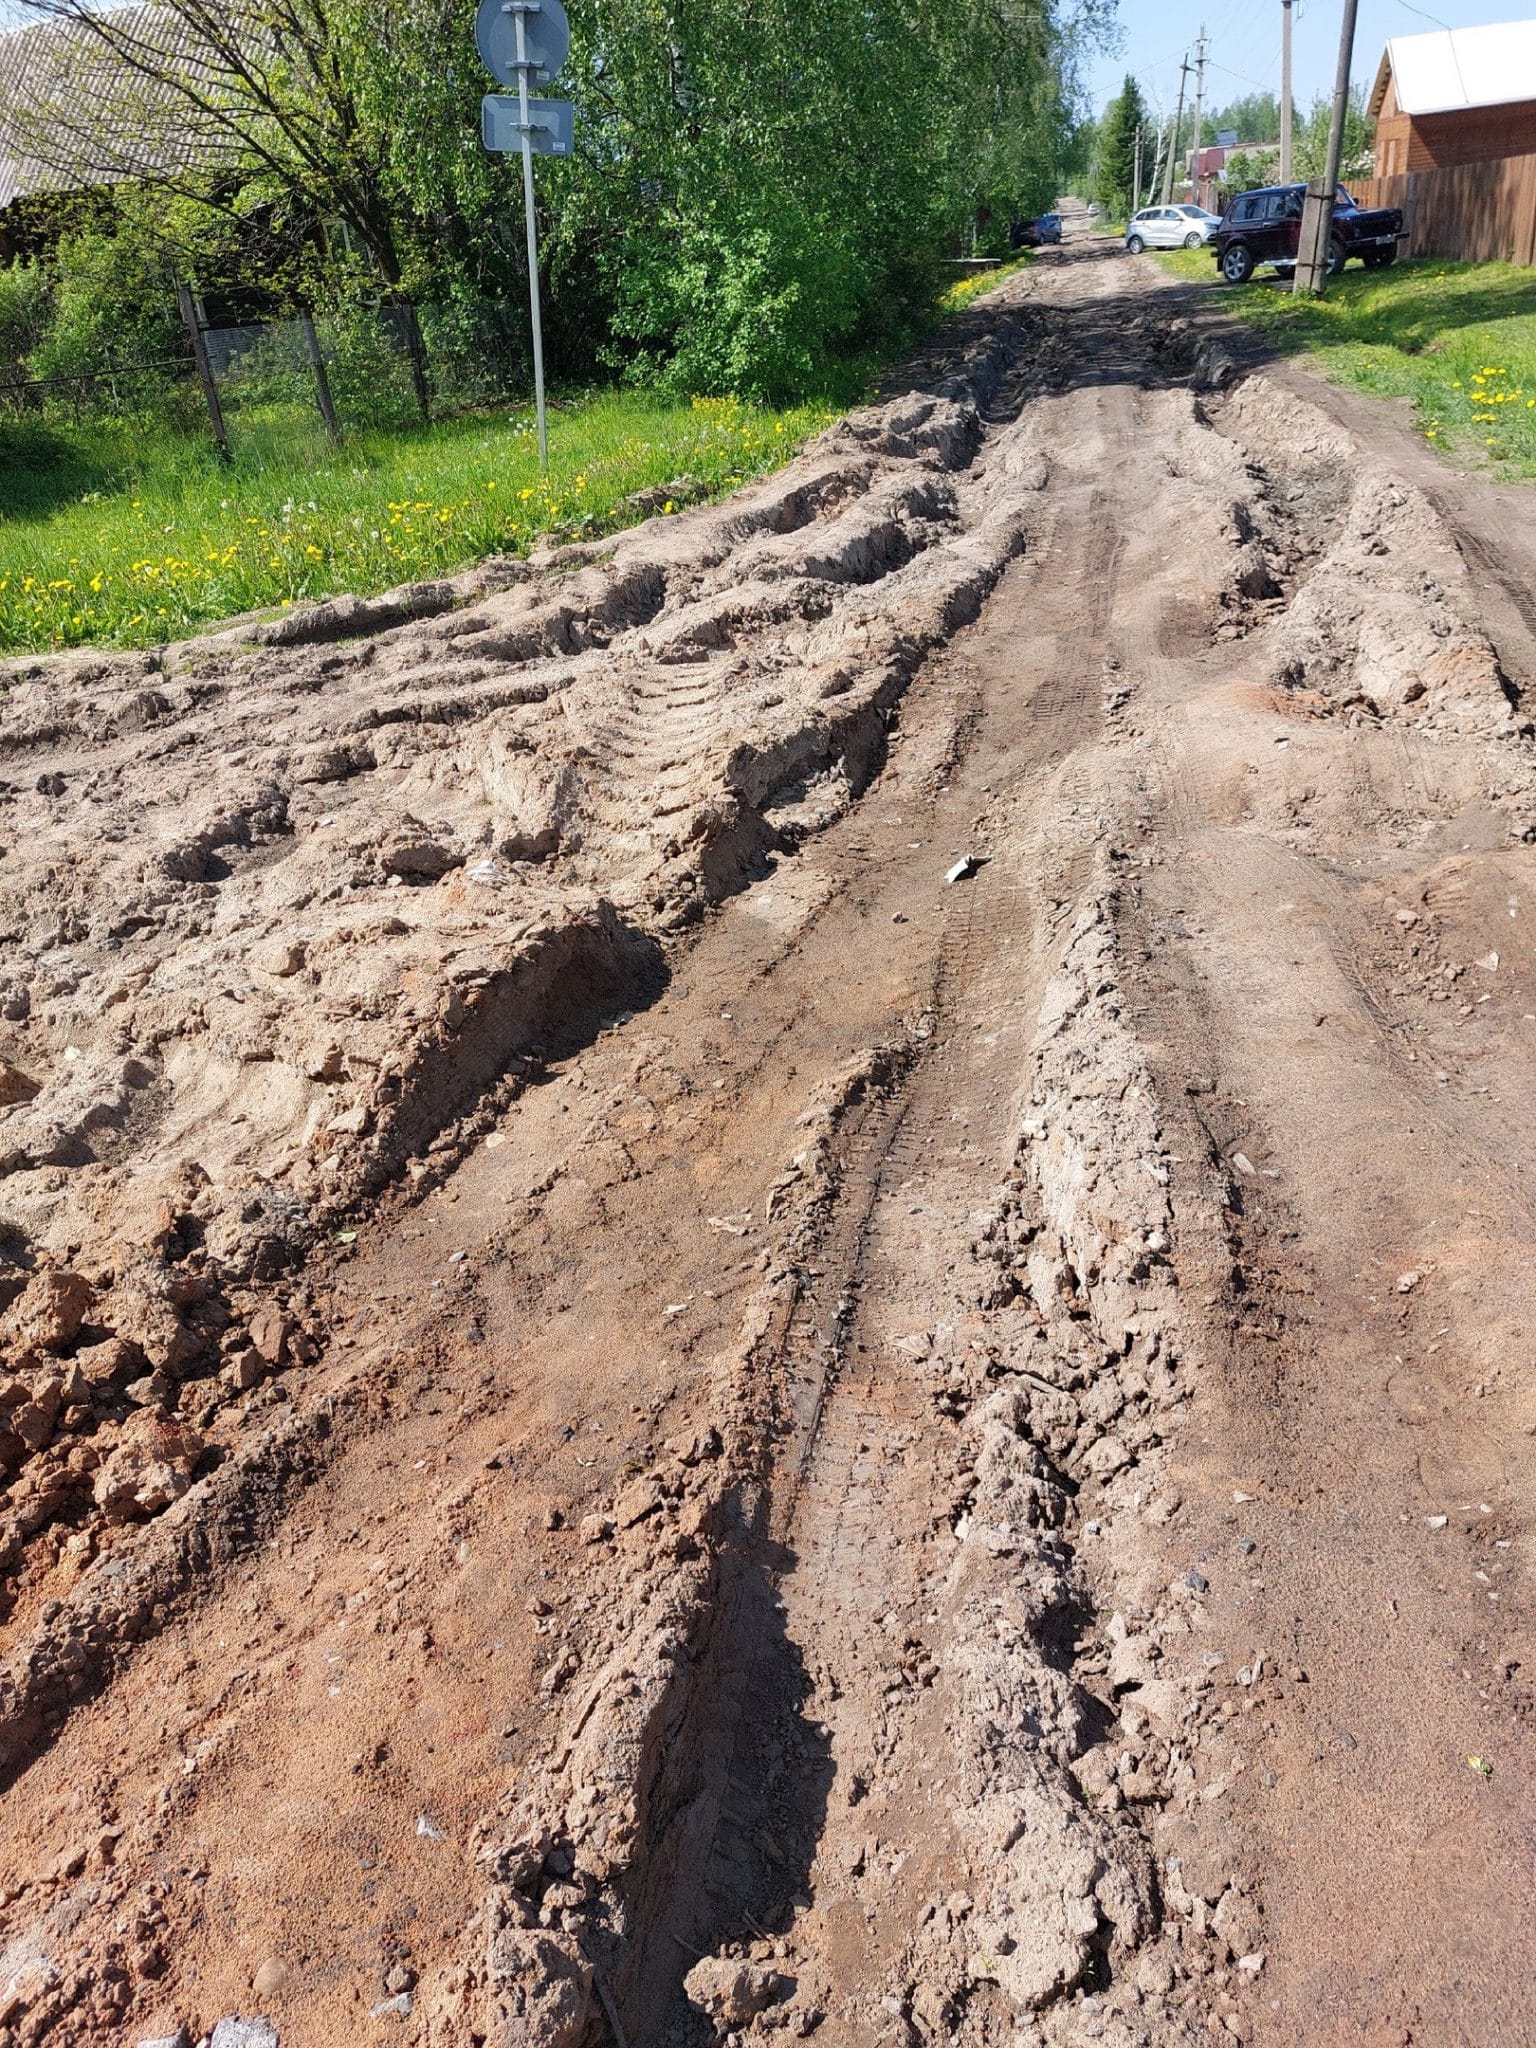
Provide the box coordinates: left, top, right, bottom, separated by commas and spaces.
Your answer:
0, 296, 535, 447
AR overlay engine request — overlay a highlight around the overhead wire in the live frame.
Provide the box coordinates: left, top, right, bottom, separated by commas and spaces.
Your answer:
1390, 0, 1452, 24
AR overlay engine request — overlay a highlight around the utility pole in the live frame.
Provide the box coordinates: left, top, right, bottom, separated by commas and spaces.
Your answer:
1280, 0, 1294, 181
1190, 26, 1208, 208
1162, 54, 1191, 203
1294, 0, 1361, 294
1133, 125, 1144, 214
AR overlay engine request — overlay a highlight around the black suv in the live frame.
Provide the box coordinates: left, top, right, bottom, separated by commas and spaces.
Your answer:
1213, 184, 1404, 284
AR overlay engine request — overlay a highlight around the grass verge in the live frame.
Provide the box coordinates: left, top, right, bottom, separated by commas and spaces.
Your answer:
1155, 244, 1536, 475
938, 253, 1033, 314
0, 255, 1041, 658
0, 391, 830, 655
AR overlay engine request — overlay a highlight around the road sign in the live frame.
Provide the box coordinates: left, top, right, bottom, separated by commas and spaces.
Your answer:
482, 93, 574, 156
475, 0, 573, 475
475, 0, 570, 88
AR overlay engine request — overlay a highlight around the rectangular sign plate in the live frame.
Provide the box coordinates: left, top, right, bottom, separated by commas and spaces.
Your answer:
482, 94, 574, 156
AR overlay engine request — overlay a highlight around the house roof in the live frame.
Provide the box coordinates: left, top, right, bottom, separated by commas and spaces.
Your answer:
0, 8, 217, 211
1369, 19, 1536, 122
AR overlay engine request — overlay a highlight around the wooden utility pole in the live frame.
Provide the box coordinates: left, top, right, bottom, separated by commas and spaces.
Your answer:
1162, 55, 1191, 203
1294, 0, 1361, 294
1280, 0, 1295, 181
176, 283, 229, 459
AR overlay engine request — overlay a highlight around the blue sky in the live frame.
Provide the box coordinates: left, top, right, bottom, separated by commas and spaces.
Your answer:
1085, 0, 1536, 124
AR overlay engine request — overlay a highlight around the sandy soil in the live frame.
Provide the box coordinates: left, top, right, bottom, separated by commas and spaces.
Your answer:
0, 215, 1533, 2048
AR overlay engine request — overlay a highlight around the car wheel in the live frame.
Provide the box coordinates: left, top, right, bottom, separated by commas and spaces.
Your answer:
1183, 230, 1203, 248
1326, 238, 1346, 276
1126, 235, 1145, 255
1221, 242, 1255, 284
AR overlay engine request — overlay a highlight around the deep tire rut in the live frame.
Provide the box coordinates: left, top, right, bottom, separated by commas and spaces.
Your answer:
7, 231, 1536, 2048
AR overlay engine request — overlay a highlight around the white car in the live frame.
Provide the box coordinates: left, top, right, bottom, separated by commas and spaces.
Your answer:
1125, 205, 1220, 253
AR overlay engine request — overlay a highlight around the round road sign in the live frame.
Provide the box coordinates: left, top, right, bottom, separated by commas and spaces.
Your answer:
475, 0, 570, 88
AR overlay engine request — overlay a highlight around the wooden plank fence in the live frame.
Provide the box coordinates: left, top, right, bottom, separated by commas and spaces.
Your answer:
1353, 152, 1536, 266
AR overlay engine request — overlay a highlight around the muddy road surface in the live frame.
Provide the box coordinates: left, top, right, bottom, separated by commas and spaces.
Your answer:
1, 235, 1534, 2048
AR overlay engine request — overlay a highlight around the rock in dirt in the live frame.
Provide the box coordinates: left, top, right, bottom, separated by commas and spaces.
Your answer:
0, 1269, 94, 1353
683, 1956, 794, 2027
248, 1305, 293, 1369
208, 2022, 278, 2048
483, 1926, 592, 2047
91, 1411, 204, 1523
613, 1478, 661, 1528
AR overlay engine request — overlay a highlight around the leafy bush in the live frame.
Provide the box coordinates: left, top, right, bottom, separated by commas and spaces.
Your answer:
28, 229, 181, 381
0, 262, 53, 381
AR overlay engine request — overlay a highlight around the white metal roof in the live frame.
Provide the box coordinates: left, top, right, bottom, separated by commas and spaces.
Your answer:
1371, 19, 1536, 120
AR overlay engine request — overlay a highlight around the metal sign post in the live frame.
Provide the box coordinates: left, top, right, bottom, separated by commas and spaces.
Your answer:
476, 0, 573, 473
514, 3, 550, 472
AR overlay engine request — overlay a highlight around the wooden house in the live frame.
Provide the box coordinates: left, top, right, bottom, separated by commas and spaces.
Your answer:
1370, 21, 1536, 175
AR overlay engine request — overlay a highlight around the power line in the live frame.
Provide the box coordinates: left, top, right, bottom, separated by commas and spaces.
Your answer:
1208, 56, 1281, 93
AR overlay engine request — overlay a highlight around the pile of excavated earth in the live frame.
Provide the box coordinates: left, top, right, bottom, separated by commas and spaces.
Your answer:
1, 215, 1533, 2048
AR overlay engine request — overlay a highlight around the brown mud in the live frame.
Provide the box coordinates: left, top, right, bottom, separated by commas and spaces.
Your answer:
0, 217, 1533, 2048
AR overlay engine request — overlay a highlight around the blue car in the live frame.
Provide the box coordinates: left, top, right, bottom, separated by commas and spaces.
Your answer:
1036, 213, 1062, 244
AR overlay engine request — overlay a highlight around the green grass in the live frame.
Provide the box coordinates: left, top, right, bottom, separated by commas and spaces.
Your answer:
1155, 246, 1536, 475
0, 390, 832, 654
0, 255, 1051, 659
938, 253, 1033, 314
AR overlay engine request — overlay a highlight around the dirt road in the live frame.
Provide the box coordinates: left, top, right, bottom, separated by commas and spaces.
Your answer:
1, 229, 1534, 2048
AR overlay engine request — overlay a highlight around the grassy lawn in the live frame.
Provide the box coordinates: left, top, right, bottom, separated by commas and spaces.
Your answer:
1156, 245, 1536, 476
0, 258, 1039, 659
0, 391, 831, 655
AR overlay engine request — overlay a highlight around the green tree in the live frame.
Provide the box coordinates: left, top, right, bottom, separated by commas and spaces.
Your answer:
1294, 86, 1374, 183
11, 0, 1115, 400
541, 0, 1116, 395
1096, 75, 1148, 219
1219, 148, 1275, 197
0, 261, 53, 374
1203, 93, 1281, 144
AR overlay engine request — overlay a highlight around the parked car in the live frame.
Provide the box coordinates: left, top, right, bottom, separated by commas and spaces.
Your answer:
1009, 217, 1042, 250
1035, 212, 1063, 245
1213, 184, 1404, 283
1125, 204, 1221, 253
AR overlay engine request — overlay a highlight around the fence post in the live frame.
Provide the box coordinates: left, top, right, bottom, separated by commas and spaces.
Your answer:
299, 310, 341, 444
176, 283, 230, 459
399, 300, 431, 422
